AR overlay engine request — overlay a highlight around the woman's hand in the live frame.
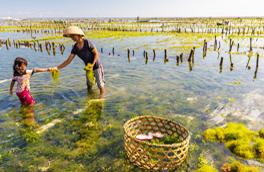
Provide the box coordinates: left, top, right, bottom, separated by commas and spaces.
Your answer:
84, 63, 93, 71
48, 67, 58, 72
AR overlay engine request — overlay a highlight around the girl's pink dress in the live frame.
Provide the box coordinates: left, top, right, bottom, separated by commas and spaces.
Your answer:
12, 70, 35, 106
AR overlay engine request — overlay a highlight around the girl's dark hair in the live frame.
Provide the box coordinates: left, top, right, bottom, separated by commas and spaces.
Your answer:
13, 57, 28, 76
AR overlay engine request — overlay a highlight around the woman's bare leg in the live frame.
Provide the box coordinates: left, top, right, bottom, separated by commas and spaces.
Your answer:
99, 87, 105, 99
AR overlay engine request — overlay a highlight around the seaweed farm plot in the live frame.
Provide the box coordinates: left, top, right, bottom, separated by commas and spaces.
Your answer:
0, 18, 264, 171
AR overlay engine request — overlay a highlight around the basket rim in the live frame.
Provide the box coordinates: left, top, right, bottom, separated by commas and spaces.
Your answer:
123, 115, 190, 148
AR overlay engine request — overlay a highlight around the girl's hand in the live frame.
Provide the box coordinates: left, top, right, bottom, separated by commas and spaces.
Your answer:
9, 90, 13, 96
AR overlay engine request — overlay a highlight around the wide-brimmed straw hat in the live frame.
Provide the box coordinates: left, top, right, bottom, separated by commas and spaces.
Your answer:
63, 26, 85, 37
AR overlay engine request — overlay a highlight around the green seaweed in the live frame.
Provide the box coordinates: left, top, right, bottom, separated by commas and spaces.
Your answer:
254, 138, 264, 159
194, 155, 218, 172
163, 133, 181, 144
84, 64, 95, 86
226, 139, 255, 159
204, 123, 264, 160
222, 160, 260, 172
85, 30, 158, 39
19, 127, 40, 143
259, 128, 264, 138
51, 69, 60, 81
18, 35, 63, 42
204, 128, 218, 142
225, 80, 242, 86
195, 165, 218, 172
149, 133, 180, 144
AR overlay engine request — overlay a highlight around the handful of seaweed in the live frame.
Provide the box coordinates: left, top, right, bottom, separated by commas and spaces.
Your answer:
51, 69, 60, 81
84, 63, 95, 86
150, 133, 181, 144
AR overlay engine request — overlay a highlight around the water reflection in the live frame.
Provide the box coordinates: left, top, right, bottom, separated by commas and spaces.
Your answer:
18, 106, 40, 143
19, 106, 37, 127
229, 54, 234, 71
188, 61, 193, 71
68, 98, 104, 158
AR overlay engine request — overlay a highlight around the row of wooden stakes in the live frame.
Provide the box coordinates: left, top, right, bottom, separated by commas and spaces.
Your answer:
0, 38, 65, 56
1, 37, 260, 78
99, 42, 260, 79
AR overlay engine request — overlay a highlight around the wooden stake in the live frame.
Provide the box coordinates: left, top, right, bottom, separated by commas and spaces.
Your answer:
52, 47, 56, 56
5, 40, 9, 50
218, 41, 221, 51
60, 44, 65, 55
214, 35, 217, 51
192, 47, 195, 63
254, 53, 259, 79
229, 39, 234, 52
145, 51, 148, 64
203, 40, 207, 57
250, 37, 253, 52
219, 57, 224, 73
164, 49, 168, 63
229, 54, 234, 71
38, 43, 43, 52
246, 56, 251, 70
153, 49, 156, 62
127, 48, 130, 63
188, 61, 192, 71
112, 47, 115, 56
188, 48, 194, 62
180, 53, 183, 63
33, 42, 37, 51
176, 55, 180, 66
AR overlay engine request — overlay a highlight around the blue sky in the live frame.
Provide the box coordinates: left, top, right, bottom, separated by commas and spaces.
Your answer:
0, 0, 263, 18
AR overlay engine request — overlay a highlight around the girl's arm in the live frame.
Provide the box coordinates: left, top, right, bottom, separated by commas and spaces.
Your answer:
9, 80, 15, 95
57, 53, 75, 70
33, 68, 50, 73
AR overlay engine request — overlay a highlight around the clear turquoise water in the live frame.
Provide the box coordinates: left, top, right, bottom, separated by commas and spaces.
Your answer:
0, 33, 264, 171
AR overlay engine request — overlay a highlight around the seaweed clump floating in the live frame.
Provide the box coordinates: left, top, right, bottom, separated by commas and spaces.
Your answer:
204, 123, 264, 160
193, 155, 218, 172
221, 160, 260, 172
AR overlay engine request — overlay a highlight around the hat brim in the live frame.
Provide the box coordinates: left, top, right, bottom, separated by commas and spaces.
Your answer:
63, 33, 84, 37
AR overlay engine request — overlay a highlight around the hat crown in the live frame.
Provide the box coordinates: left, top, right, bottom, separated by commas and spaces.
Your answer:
63, 26, 84, 37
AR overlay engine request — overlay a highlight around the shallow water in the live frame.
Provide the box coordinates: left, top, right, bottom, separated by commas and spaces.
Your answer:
0, 33, 264, 171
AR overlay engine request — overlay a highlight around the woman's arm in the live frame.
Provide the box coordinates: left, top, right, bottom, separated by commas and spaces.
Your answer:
9, 80, 15, 95
57, 53, 75, 70
91, 48, 99, 66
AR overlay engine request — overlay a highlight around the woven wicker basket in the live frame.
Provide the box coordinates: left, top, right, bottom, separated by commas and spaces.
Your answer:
124, 116, 190, 171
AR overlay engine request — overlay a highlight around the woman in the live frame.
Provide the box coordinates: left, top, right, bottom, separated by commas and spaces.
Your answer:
53, 26, 105, 98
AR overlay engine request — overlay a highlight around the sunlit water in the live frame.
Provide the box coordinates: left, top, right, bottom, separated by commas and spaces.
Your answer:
0, 33, 264, 171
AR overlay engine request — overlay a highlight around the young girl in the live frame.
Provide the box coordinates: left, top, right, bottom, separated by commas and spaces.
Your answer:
9, 57, 52, 106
